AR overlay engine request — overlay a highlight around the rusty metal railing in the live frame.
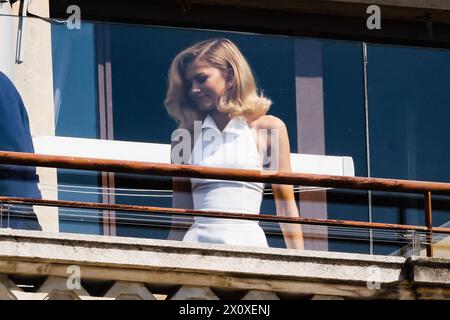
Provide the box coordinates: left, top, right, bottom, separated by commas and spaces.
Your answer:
1, 151, 450, 257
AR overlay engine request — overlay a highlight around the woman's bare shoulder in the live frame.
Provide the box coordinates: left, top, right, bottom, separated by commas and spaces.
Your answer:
248, 115, 287, 131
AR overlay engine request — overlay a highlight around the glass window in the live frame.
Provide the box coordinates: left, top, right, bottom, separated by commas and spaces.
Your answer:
52, 22, 102, 235
106, 24, 298, 240
322, 40, 369, 254
46, 19, 450, 256
367, 44, 450, 255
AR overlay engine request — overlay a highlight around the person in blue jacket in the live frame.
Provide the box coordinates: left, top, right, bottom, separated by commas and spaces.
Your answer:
0, 71, 42, 231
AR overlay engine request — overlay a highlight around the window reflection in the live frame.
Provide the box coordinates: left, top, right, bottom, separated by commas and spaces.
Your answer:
19, 18, 446, 256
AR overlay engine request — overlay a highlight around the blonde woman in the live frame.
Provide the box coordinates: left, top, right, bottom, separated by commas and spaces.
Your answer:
165, 38, 304, 250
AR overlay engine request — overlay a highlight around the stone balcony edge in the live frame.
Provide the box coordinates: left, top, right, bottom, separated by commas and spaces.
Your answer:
0, 229, 447, 298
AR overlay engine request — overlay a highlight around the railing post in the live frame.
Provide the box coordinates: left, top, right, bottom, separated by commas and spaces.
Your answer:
412, 230, 420, 257
424, 191, 434, 257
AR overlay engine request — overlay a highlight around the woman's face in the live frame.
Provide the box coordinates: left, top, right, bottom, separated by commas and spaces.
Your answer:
184, 58, 228, 112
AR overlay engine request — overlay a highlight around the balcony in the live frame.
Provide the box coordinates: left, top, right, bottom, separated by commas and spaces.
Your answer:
2, 0, 450, 302
1, 151, 450, 300
1, 228, 450, 300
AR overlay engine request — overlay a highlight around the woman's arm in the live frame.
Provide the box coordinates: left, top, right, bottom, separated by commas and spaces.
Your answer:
261, 116, 304, 250
167, 140, 194, 241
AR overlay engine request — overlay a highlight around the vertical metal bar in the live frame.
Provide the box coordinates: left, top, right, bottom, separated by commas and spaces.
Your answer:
362, 42, 373, 255
96, 24, 116, 236
96, 24, 110, 236
15, 0, 29, 64
104, 25, 116, 236
294, 39, 329, 252
6, 204, 10, 228
100, 173, 110, 235
411, 230, 419, 256
107, 172, 116, 236
424, 191, 433, 257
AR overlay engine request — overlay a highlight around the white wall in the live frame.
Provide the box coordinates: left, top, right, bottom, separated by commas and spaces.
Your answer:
10, 0, 58, 232
0, 2, 14, 79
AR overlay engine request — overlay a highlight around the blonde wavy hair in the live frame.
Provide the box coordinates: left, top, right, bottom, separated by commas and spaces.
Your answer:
164, 38, 272, 129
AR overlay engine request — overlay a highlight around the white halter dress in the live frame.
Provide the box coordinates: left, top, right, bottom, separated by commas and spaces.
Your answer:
182, 114, 269, 248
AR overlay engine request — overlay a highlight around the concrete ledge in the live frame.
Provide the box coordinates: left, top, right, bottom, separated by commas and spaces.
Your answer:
409, 256, 450, 285
0, 229, 447, 298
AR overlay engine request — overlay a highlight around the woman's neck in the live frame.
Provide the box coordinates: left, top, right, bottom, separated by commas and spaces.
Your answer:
208, 109, 231, 132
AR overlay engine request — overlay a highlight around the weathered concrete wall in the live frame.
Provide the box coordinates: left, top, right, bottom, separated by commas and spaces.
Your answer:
434, 236, 450, 258
0, 229, 449, 300
11, 0, 58, 232
0, 2, 15, 80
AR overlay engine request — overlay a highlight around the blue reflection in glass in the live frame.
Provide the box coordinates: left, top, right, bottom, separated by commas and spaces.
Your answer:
52, 22, 101, 235
107, 24, 297, 240
322, 40, 369, 254
368, 44, 450, 255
